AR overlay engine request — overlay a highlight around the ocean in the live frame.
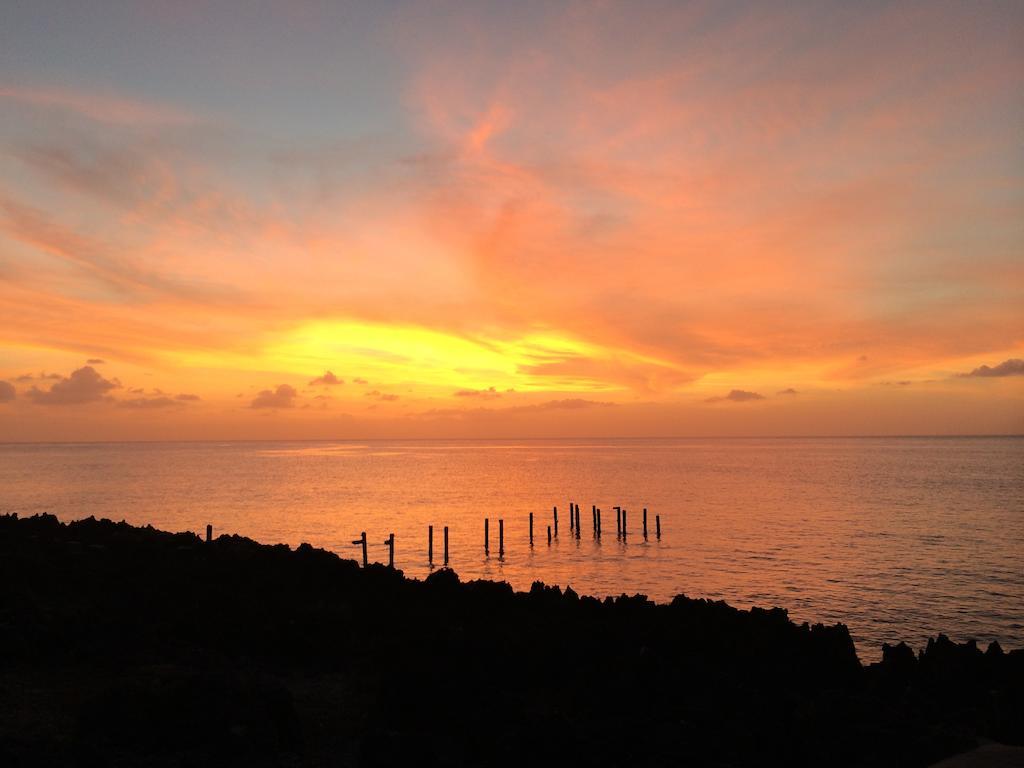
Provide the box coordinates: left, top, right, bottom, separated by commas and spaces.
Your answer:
1, 436, 1020, 659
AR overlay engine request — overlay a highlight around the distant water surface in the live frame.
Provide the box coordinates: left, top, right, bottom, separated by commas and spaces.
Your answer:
1, 437, 1021, 659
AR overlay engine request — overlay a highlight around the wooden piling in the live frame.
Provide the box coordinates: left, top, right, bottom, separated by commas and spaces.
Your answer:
615, 506, 621, 537
386, 533, 395, 568
547, 525, 552, 545
569, 502, 574, 532
643, 508, 648, 539
499, 518, 504, 557
656, 515, 661, 539
529, 512, 534, 546
553, 506, 558, 537
575, 505, 581, 538
444, 525, 449, 565
428, 525, 434, 565
597, 508, 602, 537
205, 524, 212, 543
351, 531, 368, 567
622, 508, 627, 538
485, 518, 490, 556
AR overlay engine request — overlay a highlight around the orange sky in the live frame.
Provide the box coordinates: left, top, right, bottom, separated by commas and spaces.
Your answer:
1, 2, 1022, 440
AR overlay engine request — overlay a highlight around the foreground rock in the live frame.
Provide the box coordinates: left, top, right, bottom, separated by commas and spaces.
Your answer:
0, 514, 1020, 767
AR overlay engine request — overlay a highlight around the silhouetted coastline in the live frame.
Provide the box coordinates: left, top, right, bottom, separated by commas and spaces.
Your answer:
1, 514, 1020, 767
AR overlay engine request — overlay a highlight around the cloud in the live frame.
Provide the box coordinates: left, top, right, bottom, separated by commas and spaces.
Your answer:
86, 358, 106, 365
0, 381, 15, 403
116, 396, 180, 409
958, 359, 1024, 378
14, 372, 61, 382
115, 391, 200, 408
365, 390, 400, 402
0, 195, 237, 304
310, 370, 343, 386
1, 3, 1021, 438
0, 85, 199, 126
455, 386, 500, 398
524, 398, 614, 411
250, 384, 298, 409
518, 355, 693, 394
26, 366, 119, 405
777, 388, 799, 395
705, 389, 765, 404
415, 398, 614, 419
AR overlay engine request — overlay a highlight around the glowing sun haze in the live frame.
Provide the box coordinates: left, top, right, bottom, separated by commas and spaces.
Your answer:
1, 1, 1022, 440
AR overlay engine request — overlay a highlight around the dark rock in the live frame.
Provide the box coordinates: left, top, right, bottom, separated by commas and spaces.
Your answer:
0, 513, 1020, 767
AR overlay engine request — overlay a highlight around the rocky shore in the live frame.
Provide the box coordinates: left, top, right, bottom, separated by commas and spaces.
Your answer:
1, 513, 1020, 767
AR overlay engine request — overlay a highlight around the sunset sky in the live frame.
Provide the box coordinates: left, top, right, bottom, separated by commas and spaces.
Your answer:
1, 1, 1022, 440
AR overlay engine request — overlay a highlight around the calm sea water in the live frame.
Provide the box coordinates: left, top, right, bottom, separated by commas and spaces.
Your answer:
1, 437, 1021, 659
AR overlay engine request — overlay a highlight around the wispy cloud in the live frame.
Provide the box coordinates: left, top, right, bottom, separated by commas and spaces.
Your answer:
365, 390, 399, 402
523, 398, 614, 412
454, 386, 500, 398
416, 398, 614, 419
0, 84, 199, 126
0, 195, 234, 303
0, 381, 15, 403
117, 396, 181, 409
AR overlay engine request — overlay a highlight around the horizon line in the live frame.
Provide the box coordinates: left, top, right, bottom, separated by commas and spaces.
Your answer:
1, 433, 1022, 446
